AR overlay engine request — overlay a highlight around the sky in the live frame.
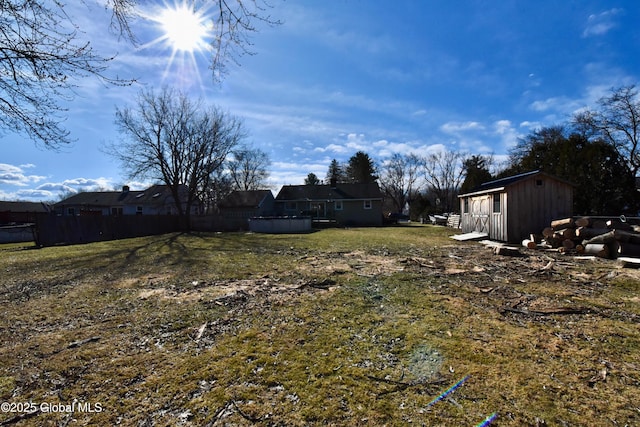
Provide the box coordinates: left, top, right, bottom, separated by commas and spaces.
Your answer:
1, 0, 640, 202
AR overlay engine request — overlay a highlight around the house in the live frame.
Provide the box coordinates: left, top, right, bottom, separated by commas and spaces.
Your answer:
54, 184, 198, 216
0, 201, 50, 224
0, 201, 51, 243
218, 190, 275, 220
458, 170, 574, 243
275, 181, 383, 226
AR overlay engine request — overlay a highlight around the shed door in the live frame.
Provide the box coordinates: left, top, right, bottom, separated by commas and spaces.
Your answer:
470, 196, 490, 233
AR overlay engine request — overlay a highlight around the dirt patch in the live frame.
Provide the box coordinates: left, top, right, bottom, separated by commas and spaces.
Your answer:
407, 345, 443, 380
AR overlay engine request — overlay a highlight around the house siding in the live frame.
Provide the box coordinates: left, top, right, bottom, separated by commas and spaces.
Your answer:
334, 200, 383, 226
275, 183, 383, 227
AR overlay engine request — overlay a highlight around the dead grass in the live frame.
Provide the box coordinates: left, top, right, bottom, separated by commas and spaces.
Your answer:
0, 225, 639, 426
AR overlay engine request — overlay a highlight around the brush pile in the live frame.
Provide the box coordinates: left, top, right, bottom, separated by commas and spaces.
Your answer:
524, 216, 640, 259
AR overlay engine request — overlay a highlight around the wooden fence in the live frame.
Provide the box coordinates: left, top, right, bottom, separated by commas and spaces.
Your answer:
32, 214, 253, 247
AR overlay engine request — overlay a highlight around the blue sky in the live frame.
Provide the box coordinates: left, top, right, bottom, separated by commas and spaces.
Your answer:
1, 0, 639, 201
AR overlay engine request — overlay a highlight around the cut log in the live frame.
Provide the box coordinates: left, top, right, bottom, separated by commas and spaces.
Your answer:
585, 229, 640, 245
522, 239, 537, 249
606, 219, 633, 231
544, 236, 562, 248
583, 243, 610, 258
592, 220, 608, 229
617, 242, 640, 258
551, 218, 575, 230
575, 227, 610, 240
574, 217, 592, 227
494, 246, 521, 256
562, 239, 575, 250
542, 227, 555, 238
559, 228, 576, 240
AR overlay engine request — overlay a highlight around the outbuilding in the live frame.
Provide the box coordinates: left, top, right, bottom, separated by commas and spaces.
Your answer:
458, 170, 574, 243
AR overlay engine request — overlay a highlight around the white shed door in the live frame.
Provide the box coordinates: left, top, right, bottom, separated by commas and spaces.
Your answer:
470, 196, 490, 233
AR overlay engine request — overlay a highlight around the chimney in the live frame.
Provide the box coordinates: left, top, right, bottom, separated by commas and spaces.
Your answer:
122, 185, 130, 193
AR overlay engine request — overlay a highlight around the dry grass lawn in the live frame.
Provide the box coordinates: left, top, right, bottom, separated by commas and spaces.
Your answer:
0, 225, 638, 426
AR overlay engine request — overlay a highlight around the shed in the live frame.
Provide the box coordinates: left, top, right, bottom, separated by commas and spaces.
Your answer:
458, 170, 573, 243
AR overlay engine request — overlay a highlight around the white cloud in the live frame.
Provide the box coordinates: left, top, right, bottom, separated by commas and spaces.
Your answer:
520, 121, 542, 130
583, 8, 623, 37
440, 121, 485, 134
313, 143, 349, 154
0, 163, 46, 187
492, 120, 521, 149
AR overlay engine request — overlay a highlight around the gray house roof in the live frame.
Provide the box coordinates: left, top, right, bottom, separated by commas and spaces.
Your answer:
0, 201, 50, 213
219, 190, 274, 208
276, 183, 382, 201
55, 185, 187, 209
55, 189, 142, 207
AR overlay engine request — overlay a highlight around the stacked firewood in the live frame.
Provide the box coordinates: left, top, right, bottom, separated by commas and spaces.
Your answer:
524, 217, 640, 259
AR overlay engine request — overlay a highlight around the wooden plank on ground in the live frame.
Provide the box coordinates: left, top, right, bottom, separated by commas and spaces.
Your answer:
450, 232, 488, 241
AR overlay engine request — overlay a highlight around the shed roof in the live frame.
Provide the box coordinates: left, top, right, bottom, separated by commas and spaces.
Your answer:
276, 183, 382, 201
459, 170, 573, 198
219, 190, 273, 208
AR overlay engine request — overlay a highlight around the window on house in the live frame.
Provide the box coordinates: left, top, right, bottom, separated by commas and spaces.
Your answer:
67, 207, 75, 216
111, 207, 123, 216
363, 200, 372, 210
464, 198, 469, 213
285, 202, 297, 211
335, 200, 343, 210
136, 206, 143, 215
536, 179, 544, 187
493, 193, 501, 213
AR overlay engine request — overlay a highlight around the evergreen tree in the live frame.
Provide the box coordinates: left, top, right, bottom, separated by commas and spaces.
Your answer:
345, 151, 378, 183
304, 173, 321, 185
325, 159, 345, 183
460, 155, 493, 193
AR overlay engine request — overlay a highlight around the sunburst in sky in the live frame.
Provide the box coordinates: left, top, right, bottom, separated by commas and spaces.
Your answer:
140, 0, 213, 86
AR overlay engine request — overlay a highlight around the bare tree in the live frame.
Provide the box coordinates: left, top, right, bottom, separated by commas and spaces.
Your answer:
205, 0, 282, 82
108, 87, 245, 228
379, 153, 422, 214
422, 150, 467, 212
1, 0, 279, 148
573, 85, 640, 177
203, 169, 234, 214
227, 145, 271, 191
0, 1, 133, 148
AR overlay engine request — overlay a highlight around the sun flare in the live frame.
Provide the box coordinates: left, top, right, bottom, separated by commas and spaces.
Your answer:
140, 0, 213, 86
156, 2, 210, 53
